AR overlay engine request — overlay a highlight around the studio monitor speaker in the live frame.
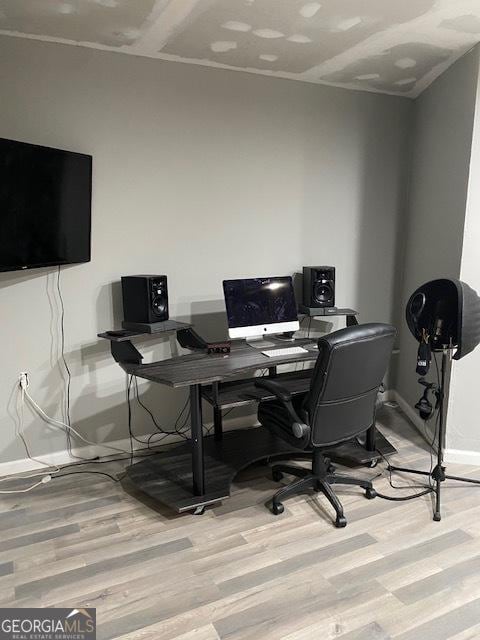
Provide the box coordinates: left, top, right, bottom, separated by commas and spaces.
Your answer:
303, 266, 335, 308
121, 275, 169, 324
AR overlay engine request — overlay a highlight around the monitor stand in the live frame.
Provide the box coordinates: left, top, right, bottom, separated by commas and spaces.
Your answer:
245, 336, 277, 349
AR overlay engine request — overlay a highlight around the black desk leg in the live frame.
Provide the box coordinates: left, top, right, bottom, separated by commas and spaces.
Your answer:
212, 382, 223, 441
366, 423, 376, 452
190, 384, 205, 496
213, 408, 223, 441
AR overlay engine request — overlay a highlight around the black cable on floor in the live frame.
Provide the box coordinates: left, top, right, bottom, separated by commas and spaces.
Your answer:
374, 448, 434, 501
375, 487, 433, 501
52, 470, 120, 483
58, 448, 159, 471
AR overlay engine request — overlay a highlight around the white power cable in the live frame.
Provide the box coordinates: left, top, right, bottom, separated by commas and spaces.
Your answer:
0, 475, 52, 494
3, 371, 166, 493
0, 373, 132, 494
18, 375, 59, 470
1, 375, 61, 482
0, 375, 59, 492
22, 382, 132, 455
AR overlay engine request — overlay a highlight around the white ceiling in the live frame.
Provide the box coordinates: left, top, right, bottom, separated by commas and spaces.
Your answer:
1, 0, 480, 98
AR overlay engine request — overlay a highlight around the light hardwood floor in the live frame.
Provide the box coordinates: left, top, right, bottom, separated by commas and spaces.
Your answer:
1, 406, 480, 640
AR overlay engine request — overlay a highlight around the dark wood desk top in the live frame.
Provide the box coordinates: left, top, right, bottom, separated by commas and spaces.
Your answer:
127, 338, 319, 388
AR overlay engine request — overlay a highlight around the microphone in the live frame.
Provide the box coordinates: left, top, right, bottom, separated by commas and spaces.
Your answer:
432, 299, 448, 347
434, 317, 444, 339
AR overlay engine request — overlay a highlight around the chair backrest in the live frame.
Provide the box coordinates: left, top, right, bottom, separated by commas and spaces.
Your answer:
303, 323, 396, 447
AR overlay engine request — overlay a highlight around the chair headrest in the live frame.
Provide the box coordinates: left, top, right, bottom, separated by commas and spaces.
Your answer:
317, 322, 396, 351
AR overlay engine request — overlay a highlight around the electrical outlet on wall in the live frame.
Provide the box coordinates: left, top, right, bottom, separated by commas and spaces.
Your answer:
19, 372, 29, 389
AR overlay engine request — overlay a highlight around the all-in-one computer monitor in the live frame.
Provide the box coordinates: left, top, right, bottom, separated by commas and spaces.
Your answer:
223, 276, 299, 341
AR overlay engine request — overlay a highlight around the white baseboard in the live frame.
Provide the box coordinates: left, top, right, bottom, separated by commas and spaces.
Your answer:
444, 448, 480, 466
0, 435, 160, 478
0, 414, 256, 478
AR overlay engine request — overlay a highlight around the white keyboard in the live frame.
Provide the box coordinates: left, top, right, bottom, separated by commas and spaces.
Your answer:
261, 346, 309, 358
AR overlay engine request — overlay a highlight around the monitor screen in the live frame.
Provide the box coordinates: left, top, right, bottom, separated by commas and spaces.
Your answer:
223, 276, 299, 338
0, 137, 92, 273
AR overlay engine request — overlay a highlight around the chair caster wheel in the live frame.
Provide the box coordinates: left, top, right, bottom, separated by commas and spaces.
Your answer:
433, 512, 441, 522
365, 488, 377, 500
271, 502, 284, 515
368, 459, 378, 468
335, 516, 347, 528
272, 470, 284, 482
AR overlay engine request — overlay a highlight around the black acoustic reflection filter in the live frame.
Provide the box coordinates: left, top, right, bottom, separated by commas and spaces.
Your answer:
406, 278, 480, 359
455, 280, 480, 360
303, 266, 335, 308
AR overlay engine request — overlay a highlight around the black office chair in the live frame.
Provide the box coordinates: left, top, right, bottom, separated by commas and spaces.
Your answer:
256, 323, 396, 527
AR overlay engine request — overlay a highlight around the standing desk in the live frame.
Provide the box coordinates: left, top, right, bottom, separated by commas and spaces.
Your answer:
99, 312, 395, 514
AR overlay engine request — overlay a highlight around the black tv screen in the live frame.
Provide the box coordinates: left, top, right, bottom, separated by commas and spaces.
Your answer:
0, 138, 92, 272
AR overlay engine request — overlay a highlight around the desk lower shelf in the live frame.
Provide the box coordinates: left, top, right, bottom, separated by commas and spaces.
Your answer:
124, 426, 395, 513
201, 369, 312, 409
125, 428, 302, 512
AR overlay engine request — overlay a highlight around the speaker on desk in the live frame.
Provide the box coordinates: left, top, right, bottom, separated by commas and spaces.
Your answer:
303, 266, 335, 308
121, 275, 169, 324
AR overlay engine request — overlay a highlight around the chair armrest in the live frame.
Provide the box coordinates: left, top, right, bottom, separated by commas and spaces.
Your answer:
255, 379, 310, 440
254, 379, 292, 402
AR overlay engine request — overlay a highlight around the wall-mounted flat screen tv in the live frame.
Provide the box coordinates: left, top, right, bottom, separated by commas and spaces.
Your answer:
0, 137, 92, 273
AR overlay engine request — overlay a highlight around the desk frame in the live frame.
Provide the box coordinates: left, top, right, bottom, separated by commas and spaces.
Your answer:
99, 312, 396, 513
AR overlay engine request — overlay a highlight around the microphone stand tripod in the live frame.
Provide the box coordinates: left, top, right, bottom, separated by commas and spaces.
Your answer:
389, 347, 480, 521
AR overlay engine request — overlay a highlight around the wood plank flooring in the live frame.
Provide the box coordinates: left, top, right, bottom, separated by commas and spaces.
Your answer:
1, 405, 480, 640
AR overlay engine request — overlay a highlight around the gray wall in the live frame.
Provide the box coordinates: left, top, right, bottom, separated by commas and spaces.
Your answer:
0, 36, 411, 466
393, 47, 480, 412
446, 47, 480, 459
